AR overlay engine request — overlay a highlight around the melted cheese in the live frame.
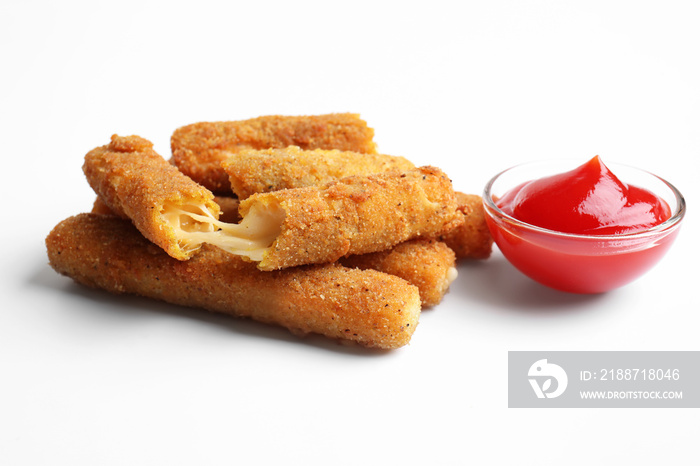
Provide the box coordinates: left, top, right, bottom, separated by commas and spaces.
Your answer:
445, 266, 458, 286
161, 201, 285, 261
441, 266, 458, 295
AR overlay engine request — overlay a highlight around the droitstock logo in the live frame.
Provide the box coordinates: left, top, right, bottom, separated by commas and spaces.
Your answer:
528, 359, 568, 399
510, 351, 699, 408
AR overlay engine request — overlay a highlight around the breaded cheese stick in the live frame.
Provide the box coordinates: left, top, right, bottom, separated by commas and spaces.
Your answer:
84, 134, 291, 263
438, 192, 494, 260
83, 134, 223, 260
171, 113, 377, 194
340, 239, 457, 308
46, 214, 421, 349
243, 166, 459, 270
218, 149, 491, 260
222, 146, 415, 199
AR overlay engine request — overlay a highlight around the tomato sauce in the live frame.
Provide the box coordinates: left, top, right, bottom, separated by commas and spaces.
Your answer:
496, 156, 671, 235
484, 157, 682, 293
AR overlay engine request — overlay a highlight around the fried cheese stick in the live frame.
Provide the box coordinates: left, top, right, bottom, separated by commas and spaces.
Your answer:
84, 135, 459, 270
438, 192, 494, 260
220, 146, 492, 260
83, 135, 229, 261
340, 239, 457, 308
46, 214, 421, 349
171, 113, 377, 194
245, 166, 459, 270
222, 146, 415, 199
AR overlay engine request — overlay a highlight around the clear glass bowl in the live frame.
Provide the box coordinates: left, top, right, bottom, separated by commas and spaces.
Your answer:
482, 160, 685, 294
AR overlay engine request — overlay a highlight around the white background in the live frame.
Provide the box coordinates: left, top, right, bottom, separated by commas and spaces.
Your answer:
2, 1, 699, 464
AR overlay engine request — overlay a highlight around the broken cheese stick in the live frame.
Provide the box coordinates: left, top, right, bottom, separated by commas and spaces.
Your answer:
171, 113, 377, 194
84, 135, 459, 269
245, 165, 460, 270
84, 135, 288, 262
83, 134, 251, 261
220, 146, 492, 260
46, 214, 421, 349
340, 239, 457, 308
222, 146, 415, 199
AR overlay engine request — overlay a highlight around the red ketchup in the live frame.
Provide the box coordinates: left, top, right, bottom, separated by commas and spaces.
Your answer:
496, 156, 672, 235
485, 157, 680, 293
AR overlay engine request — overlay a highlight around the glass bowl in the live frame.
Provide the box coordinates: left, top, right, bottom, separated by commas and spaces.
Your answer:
482, 160, 685, 294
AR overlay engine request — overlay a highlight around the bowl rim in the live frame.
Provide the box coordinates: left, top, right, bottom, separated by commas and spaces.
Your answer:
482, 159, 686, 240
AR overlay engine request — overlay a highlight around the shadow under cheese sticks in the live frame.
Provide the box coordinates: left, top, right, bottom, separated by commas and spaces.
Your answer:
46, 214, 421, 350
171, 113, 377, 194
222, 146, 415, 200
84, 135, 460, 271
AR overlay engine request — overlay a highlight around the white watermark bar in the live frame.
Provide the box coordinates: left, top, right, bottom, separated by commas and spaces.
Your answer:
508, 351, 700, 408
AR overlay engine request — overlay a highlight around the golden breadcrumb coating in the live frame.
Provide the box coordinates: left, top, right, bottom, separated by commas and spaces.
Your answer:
439, 192, 494, 260
222, 146, 415, 199
83, 135, 220, 260
171, 113, 377, 194
244, 166, 460, 270
341, 239, 457, 308
46, 214, 421, 349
